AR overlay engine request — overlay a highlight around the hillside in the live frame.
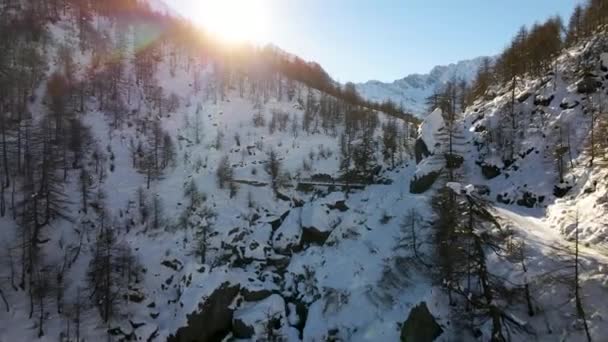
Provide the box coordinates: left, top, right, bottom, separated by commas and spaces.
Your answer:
356, 57, 486, 117
0, 1, 419, 341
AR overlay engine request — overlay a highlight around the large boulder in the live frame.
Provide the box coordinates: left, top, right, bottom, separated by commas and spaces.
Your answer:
415, 138, 431, 164
299, 202, 340, 246
410, 171, 441, 194
168, 283, 241, 342
400, 302, 443, 342
273, 209, 303, 254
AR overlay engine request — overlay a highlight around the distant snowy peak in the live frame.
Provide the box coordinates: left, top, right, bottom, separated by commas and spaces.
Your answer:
356, 57, 488, 117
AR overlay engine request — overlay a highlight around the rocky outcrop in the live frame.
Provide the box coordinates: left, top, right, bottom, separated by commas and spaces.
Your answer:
400, 302, 443, 342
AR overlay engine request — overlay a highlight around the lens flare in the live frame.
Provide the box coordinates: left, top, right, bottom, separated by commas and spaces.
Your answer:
193, 0, 269, 43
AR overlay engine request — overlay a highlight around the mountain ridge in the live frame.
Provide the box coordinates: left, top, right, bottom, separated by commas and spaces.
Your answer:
356, 56, 488, 116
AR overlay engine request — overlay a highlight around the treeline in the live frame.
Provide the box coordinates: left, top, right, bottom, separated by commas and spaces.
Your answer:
470, 0, 608, 101
268, 50, 416, 121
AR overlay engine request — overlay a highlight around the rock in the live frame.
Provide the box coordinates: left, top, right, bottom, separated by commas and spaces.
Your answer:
577, 76, 602, 94
270, 211, 290, 231
161, 259, 183, 271
242, 288, 273, 302
517, 91, 532, 103
232, 318, 255, 339
473, 184, 491, 196
497, 193, 511, 205
415, 138, 431, 164
301, 226, 331, 246
474, 124, 486, 132
400, 302, 443, 342
410, 171, 440, 194
480, 163, 501, 179
232, 294, 287, 340
516, 192, 538, 208
266, 255, 290, 269
126, 291, 145, 303
326, 200, 349, 212
168, 283, 241, 342
533, 94, 554, 106
273, 208, 303, 253
554, 183, 572, 198
560, 98, 580, 109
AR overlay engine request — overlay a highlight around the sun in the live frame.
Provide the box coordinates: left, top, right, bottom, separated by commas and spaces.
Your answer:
193, 0, 269, 43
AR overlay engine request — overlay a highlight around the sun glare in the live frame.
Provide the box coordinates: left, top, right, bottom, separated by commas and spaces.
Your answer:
193, 0, 269, 44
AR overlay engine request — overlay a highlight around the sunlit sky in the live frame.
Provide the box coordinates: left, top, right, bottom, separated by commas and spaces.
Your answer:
164, 0, 584, 83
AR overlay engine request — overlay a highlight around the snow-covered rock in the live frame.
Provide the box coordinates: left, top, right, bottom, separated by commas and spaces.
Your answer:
273, 208, 303, 253
232, 295, 287, 339
419, 108, 444, 154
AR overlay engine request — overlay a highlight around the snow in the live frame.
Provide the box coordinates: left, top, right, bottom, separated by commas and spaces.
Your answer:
233, 294, 286, 337
300, 201, 340, 232
446, 182, 475, 195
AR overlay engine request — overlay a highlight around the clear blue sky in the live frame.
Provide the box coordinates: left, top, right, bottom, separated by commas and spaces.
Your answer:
165, 0, 584, 83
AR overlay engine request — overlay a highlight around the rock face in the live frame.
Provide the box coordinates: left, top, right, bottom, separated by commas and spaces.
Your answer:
410, 171, 441, 194
400, 302, 443, 342
415, 138, 431, 164
168, 283, 241, 342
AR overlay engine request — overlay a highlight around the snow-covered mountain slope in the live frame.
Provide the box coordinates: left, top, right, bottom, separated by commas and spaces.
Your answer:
410, 29, 608, 341
2, 1, 608, 342
357, 57, 486, 116
0, 6, 425, 342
